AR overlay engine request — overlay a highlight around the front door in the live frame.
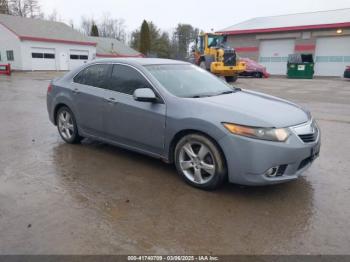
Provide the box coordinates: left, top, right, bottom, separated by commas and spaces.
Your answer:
103, 64, 166, 156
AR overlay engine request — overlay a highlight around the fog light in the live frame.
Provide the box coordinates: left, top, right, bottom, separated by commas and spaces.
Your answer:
265, 167, 278, 177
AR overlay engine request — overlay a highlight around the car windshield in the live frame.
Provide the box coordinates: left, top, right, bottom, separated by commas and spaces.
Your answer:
145, 64, 234, 98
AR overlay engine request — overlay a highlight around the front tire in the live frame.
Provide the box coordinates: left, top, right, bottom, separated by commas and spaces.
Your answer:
174, 134, 227, 190
56, 106, 82, 144
225, 75, 238, 83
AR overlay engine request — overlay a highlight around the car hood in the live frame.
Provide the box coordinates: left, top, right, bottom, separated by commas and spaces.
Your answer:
194, 90, 310, 128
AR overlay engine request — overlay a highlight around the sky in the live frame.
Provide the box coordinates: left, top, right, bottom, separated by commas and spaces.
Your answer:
40, 0, 350, 32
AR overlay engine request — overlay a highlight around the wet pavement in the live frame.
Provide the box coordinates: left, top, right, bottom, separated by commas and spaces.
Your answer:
0, 72, 349, 254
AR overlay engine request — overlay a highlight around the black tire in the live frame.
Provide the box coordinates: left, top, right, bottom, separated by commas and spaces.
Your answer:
254, 72, 263, 78
225, 75, 238, 83
174, 134, 227, 190
56, 106, 83, 144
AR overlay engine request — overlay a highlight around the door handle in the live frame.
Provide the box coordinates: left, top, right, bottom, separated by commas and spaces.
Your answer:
105, 97, 117, 104
72, 88, 80, 94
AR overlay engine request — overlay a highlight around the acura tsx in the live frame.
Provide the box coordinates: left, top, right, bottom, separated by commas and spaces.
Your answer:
47, 58, 320, 190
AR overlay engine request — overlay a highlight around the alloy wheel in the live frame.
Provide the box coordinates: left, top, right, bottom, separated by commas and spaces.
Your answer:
179, 141, 216, 184
58, 110, 74, 140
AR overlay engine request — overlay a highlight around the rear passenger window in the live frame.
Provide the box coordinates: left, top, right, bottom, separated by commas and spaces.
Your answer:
109, 64, 152, 95
73, 64, 111, 89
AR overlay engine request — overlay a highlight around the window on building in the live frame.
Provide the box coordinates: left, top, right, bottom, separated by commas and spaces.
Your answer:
44, 53, 55, 59
70, 54, 88, 60
6, 50, 14, 61
32, 53, 44, 58
109, 64, 152, 95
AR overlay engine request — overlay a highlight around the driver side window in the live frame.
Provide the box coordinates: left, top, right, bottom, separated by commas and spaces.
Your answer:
109, 64, 152, 95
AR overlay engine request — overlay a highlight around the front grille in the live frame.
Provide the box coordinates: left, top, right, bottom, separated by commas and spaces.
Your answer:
297, 122, 319, 143
299, 133, 317, 143
223, 50, 236, 66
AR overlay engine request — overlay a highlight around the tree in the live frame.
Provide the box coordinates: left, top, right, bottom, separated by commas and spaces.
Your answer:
0, 0, 10, 14
80, 16, 94, 35
152, 32, 171, 58
130, 21, 171, 58
130, 29, 140, 50
47, 9, 61, 22
99, 14, 126, 42
26, 0, 40, 18
139, 20, 151, 56
8, 0, 41, 17
172, 24, 199, 60
90, 23, 99, 37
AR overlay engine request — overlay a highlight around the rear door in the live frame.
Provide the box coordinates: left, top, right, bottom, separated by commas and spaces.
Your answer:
103, 64, 166, 155
71, 64, 112, 136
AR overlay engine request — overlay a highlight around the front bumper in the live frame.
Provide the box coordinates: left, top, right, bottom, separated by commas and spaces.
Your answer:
218, 124, 321, 186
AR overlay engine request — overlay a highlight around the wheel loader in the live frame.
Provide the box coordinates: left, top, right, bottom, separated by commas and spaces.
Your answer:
189, 33, 246, 82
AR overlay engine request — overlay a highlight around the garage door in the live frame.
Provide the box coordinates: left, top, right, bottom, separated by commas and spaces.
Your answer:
315, 36, 350, 76
31, 48, 56, 70
69, 50, 89, 70
259, 39, 295, 75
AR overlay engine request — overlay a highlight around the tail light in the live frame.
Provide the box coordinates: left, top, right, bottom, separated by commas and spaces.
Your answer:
47, 83, 52, 93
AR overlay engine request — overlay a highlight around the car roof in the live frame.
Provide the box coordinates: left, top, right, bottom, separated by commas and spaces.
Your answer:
93, 58, 190, 66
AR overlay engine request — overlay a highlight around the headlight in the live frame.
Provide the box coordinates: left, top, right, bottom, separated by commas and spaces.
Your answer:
223, 123, 290, 142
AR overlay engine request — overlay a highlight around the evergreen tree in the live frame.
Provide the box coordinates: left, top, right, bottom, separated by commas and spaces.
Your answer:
90, 23, 99, 37
139, 20, 151, 56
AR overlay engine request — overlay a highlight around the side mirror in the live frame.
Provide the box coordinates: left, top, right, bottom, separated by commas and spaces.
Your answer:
133, 88, 158, 103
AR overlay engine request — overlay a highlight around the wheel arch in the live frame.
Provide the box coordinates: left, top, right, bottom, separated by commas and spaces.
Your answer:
168, 129, 227, 168
53, 103, 70, 125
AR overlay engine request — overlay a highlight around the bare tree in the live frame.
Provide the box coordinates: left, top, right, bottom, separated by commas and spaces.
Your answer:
99, 13, 127, 42
26, 0, 40, 18
68, 19, 74, 28
8, 0, 40, 17
80, 16, 94, 35
47, 9, 62, 22
8, 0, 28, 17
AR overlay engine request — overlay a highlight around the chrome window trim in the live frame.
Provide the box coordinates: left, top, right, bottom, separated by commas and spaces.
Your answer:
71, 62, 166, 104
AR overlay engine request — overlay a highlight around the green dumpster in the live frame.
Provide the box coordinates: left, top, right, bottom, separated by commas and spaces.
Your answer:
287, 54, 314, 79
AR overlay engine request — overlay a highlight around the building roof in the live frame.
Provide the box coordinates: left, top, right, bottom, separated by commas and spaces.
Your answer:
218, 8, 350, 35
0, 14, 96, 46
89, 36, 142, 57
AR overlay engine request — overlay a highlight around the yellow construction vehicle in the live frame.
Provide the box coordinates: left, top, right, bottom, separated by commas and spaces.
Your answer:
190, 32, 246, 82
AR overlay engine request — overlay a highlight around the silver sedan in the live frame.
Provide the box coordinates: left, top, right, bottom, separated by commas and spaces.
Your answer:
47, 58, 320, 190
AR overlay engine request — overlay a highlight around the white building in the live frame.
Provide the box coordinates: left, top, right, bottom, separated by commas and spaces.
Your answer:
0, 14, 142, 71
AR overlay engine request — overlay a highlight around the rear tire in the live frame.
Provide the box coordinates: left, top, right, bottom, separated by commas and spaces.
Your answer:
174, 134, 227, 190
56, 106, 82, 144
225, 75, 238, 83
